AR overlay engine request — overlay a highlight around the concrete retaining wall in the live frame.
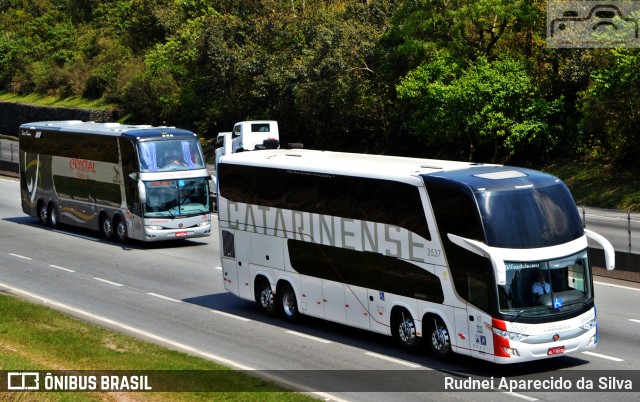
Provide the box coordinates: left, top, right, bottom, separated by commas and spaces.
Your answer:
0, 101, 118, 137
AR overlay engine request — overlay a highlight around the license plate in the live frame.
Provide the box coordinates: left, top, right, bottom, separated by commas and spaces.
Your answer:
548, 346, 565, 355
175, 231, 187, 237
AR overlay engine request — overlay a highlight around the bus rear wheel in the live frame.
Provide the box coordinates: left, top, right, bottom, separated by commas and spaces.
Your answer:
101, 215, 114, 240
114, 216, 127, 244
279, 282, 299, 323
37, 202, 48, 226
393, 309, 422, 353
255, 278, 278, 317
427, 316, 453, 360
48, 202, 60, 229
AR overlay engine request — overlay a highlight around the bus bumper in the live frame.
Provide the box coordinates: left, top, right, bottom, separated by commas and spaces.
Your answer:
143, 225, 211, 241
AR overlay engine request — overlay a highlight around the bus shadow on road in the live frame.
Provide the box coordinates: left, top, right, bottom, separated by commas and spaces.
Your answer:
3, 216, 209, 249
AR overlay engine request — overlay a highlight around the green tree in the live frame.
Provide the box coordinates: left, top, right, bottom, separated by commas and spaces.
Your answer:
397, 53, 561, 162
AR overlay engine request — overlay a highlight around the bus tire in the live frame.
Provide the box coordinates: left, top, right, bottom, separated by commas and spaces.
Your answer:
114, 216, 127, 244
392, 308, 423, 353
255, 277, 278, 317
427, 316, 453, 360
48, 202, 60, 229
37, 201, 49, 226
100, 214, 114, 241
279, 282, 300, 323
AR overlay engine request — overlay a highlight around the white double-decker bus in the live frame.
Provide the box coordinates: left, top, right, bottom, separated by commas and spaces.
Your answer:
19, 121, 211, 242
216, 149, 615, 363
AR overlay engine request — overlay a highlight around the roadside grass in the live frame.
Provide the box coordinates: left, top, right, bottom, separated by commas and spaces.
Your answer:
543, 161, 640, 212
0, 92, 114, 110
0, 292, 317, 402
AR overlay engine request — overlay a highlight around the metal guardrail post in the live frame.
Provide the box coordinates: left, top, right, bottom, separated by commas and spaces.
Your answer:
629, 210, 632, 254
582, 205, 586, 228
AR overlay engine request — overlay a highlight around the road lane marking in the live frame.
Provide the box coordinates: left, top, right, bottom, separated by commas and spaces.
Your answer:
146, 292, 182, 303
49, 264, 75, 273
212, 310, 251, 322
285, 330, 332, 344
630, 319, 640, 324
0, 281, 348, 402
8, 253, 32, 260
502, 392, 538, 401
594, 281, 640, 292
93, 277, 124, 287
214, 266, 222, 270
364, 351, 423, 368
581, 351, 624, 362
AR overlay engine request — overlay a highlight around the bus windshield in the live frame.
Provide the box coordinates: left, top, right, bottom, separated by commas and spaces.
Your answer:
138, 139, 205, 172
475, 183, 583, 249
144, 177, 210, 217
498, 250, 592, 317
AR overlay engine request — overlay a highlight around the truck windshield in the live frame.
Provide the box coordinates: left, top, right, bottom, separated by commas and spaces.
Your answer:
144, 178, 210, 217
498, 250, 592, 317
474, 183, 583, 249
138, 139, 205, 172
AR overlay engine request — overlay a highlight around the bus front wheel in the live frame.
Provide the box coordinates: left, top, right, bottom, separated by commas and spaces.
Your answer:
392, 309, 422, 353
427, 316, 453, 360
255, 278, 278, 317
279, 282, 299, 323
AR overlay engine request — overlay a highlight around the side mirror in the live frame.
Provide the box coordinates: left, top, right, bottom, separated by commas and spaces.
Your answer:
138, 180, 146, 205
448, 234, 507, 285
584, 229, 615, 270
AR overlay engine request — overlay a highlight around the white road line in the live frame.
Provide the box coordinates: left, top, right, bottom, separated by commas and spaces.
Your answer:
93, 277, 124, 287
581, 351, 624, 362
594, 281, 640, 292
49, 264, 75, 273
146, 292, 182, 303
502, 391, 538, 401
212, 310, 251, 322
629, 319, 640, 324
285, 330, 332, 344
8, 253, 32, 260
0, 281, 348, 402
364, 351, 424, 369
214, 266, 222, 270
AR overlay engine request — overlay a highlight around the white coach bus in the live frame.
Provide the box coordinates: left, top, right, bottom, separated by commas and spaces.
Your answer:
19, 121, 211, 242
216, 149, 615, 363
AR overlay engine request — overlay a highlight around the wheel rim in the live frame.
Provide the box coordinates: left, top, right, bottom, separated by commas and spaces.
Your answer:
102, 219, 113, 238
399, 317, 417, 345
431, 323, 450, 353
282, 290, 297, 317
116, 220, 126, 241
260, 287, 273, 310
39, 205, 48, 224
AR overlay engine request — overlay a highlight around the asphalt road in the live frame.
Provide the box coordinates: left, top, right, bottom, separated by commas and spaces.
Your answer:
0, 176, 638, 401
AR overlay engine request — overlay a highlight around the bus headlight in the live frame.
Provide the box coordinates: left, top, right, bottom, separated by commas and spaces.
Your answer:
196, 221, 209, 227
146, 225, 163, 231
580, 318, 597, 331
492, 327, 529, 342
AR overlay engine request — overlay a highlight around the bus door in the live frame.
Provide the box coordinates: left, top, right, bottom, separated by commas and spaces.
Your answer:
368, 289, 390, 334
464, 305, 494, 358
220, 229, 251, 298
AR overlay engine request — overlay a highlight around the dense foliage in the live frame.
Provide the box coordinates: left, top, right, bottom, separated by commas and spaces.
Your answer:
0, 0, 636, 167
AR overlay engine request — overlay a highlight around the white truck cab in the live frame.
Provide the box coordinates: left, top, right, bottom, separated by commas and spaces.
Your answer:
215, 121, 280, 167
